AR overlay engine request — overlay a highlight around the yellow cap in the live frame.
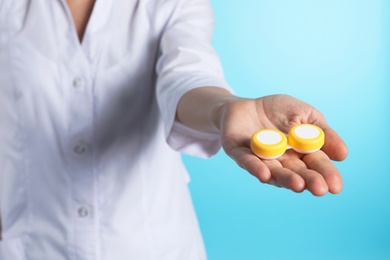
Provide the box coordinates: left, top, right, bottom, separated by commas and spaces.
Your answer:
288, 124, 325, 153
250, 129, 287, 159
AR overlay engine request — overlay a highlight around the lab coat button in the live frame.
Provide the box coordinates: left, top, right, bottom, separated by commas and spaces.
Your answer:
74, 143, 87, 155
78, 207, 89, 218
73, 77, 84, 88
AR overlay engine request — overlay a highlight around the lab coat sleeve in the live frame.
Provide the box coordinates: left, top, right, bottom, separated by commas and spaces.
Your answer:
156, 0, 232, 158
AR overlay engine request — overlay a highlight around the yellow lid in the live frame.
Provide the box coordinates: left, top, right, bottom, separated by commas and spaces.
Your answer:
288, 124, 325, 153
250, 129, 287, 159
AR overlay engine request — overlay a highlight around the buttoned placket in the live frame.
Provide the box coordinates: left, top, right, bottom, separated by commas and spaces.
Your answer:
60, 0, 111, 257
59, 3, 100, 259
71, 74, 100, 260
68, 63, 97, 260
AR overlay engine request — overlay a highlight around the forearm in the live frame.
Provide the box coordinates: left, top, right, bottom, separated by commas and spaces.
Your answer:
176, 87, 236, 134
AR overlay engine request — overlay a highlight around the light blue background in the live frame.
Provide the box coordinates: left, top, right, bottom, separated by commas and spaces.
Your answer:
183, 1, 390, 259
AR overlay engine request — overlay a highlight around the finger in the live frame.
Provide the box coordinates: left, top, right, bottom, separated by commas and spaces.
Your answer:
298, 169, 328, 196
312, 120, 348, 161
278, 151, 328, 196
226, 146, 271, 183
322, 126, 348, 161
303, 151, 343, 194
263, 159, 305, 193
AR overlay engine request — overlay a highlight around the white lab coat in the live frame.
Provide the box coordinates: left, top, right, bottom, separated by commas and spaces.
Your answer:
0, 0, 230, 259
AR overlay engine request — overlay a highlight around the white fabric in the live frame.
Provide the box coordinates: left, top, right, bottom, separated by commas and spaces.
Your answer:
0, 0, 231, 259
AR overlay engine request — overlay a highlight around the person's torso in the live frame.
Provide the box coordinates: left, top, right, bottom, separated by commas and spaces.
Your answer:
0, 0, 205, 259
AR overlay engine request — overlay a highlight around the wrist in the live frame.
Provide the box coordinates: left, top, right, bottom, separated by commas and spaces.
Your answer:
210, 95, 240, 132
176, 86, 237, 133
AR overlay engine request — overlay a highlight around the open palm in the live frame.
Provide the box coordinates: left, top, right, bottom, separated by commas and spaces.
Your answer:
219, 94, 348, 196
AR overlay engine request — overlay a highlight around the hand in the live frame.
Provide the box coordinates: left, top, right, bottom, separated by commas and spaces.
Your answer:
218, 94, 348, 196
